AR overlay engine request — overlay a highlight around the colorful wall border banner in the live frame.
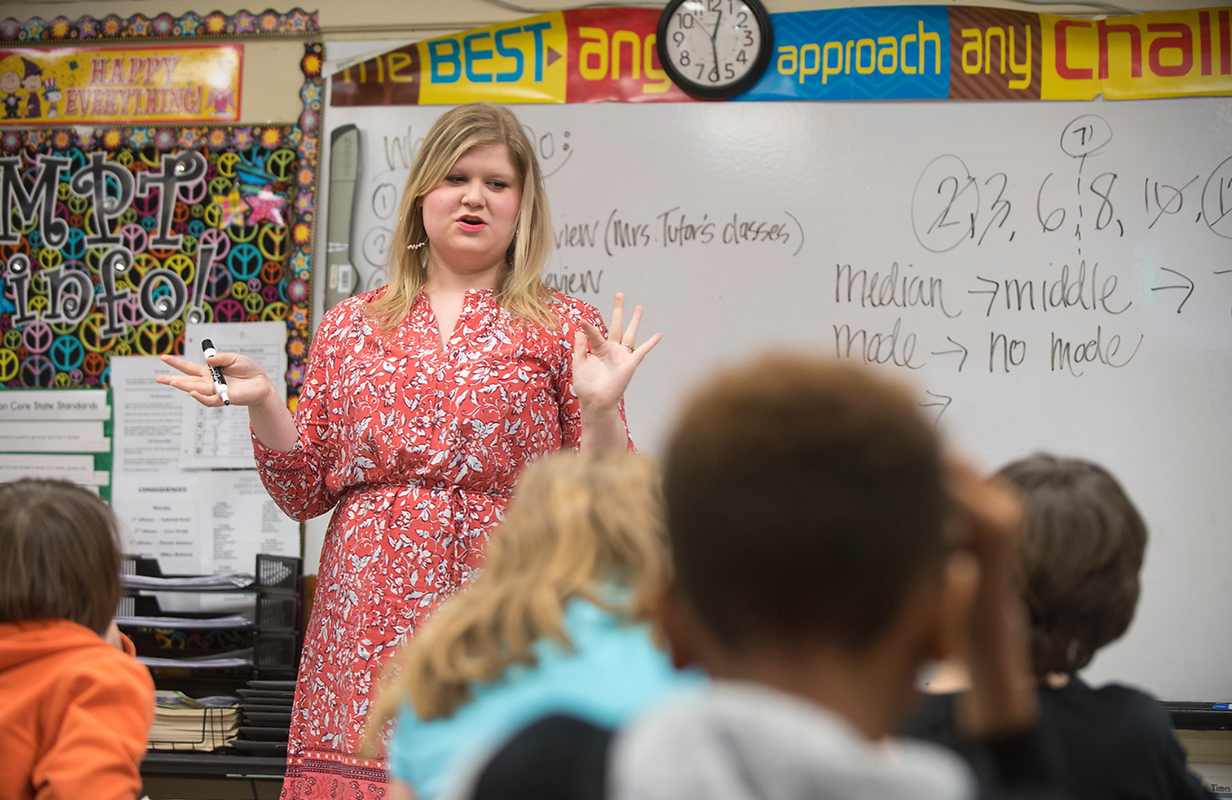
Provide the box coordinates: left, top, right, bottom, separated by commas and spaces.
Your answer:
0, 8, 317, 43
290, 41, 323, 405
0, 45, 243, 126
330, 5, 1232, 104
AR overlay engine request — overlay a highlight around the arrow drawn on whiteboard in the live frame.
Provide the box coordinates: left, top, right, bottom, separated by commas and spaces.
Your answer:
920, 392, 952, 426
1150, 267, 1194, 313
969, 275, 999, 317
930, 337, 968, 372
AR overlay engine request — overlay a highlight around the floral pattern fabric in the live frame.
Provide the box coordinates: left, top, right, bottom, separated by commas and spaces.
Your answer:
253, 287, 616, 800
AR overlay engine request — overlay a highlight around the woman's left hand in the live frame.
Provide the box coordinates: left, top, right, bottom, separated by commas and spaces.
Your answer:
572, 292, 661, 412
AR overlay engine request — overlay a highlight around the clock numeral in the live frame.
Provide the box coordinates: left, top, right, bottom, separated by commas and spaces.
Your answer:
736, 50, 748, 64
679, 50, 691, 67
707, 0, 721, 11
724, 62, 736, 80
673, 30, 685, 46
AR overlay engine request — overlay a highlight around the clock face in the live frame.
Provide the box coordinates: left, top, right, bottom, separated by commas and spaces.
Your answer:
658, 0, 772, 99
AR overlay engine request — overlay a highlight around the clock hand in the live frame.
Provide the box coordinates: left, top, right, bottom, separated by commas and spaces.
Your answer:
693, 13, 715, 41
709, 10, 722, 73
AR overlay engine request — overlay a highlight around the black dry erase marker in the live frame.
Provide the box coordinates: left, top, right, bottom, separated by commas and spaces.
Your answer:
201, 338, 230, 406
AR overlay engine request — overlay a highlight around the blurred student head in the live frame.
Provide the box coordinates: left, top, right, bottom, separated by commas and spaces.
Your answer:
997, 454, 1146, 677
660, 354, 949, 662
0, 479, 122, 635
373, 449, 668, 727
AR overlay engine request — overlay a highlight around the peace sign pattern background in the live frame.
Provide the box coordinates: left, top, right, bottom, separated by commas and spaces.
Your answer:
0, 124, 313, 396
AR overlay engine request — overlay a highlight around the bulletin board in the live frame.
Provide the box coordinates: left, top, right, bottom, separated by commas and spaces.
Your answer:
0, 8, 323, 403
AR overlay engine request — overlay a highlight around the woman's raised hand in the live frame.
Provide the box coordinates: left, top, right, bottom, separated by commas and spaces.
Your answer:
157, 350, 280, 409
572, 292, 662, 412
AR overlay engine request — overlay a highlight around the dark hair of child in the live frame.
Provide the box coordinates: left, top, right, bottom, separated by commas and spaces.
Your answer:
0, 478, 122, 635
996, 454, 1147, 677
663, 354, 948, 652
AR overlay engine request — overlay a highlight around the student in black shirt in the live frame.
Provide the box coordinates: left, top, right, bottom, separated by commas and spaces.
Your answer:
906, 454, 1213, 800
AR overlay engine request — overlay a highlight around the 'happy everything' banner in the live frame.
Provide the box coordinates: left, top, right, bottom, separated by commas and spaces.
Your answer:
331, 5, 1232, 104
0, 45, 241, 125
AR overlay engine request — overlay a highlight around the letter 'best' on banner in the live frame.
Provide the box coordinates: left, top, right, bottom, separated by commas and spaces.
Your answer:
328, 5, 1232, 104
0, 45, 242, 124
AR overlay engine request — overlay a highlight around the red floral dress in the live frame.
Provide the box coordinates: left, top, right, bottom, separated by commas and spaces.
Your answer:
253, 287, 619, 800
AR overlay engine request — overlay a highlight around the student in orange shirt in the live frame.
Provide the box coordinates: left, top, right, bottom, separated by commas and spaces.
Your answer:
0, 479, 155, 800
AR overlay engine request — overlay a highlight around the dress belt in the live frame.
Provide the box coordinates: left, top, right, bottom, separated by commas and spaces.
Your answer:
345, 479, 512, 501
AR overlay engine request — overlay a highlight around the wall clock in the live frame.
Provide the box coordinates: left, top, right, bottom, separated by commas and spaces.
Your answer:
656, 0, 774, 100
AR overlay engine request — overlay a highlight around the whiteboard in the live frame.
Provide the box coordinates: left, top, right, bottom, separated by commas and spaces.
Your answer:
319, 97, 1232, 701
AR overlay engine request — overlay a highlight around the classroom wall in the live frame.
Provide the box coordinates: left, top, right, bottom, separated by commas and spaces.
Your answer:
6, 0, 1225, 694
13, 0, 1219, 610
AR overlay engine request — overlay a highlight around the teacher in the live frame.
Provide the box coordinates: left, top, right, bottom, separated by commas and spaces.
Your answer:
159, 103, 660, 800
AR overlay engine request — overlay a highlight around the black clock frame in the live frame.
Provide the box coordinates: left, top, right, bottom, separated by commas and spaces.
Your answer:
655, 0, 775, 100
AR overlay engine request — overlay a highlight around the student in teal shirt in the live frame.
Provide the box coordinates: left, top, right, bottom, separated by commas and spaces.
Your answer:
365, 451, 700, 800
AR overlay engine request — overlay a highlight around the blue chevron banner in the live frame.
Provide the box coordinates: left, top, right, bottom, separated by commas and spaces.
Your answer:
745, 6, 950, 101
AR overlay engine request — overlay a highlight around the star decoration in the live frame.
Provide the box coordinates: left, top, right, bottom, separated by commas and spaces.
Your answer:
288, 10, 314, 33
214, 187, 248, 228
247, 188, 286, 227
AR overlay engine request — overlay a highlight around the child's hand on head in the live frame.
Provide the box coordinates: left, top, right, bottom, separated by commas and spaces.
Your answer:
945, 458, 1037, 738
947, 458, 1023, 568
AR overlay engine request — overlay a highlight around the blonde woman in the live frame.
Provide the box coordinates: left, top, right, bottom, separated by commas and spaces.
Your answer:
158, 103, 660, 800
369, 450, 696, 800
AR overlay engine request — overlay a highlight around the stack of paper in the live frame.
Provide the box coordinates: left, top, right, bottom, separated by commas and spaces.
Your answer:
121, 572, 255, 591
147, 690, 241, 752
139, 648, 255, 670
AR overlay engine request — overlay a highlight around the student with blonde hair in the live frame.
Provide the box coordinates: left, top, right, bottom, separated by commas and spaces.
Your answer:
158, 102, 660, 798
369, 449, 695, 800
0, 479, 155, 800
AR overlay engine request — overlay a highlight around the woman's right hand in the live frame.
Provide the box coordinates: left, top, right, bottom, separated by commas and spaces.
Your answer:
157, 350, 280, 409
